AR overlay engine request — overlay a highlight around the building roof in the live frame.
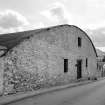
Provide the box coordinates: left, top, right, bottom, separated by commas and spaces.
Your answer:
72, 25, 98, 57
0, 24, 97, 57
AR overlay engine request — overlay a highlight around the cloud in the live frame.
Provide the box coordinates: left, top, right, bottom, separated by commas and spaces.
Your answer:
24, 22, 45, 30
85, 23, 105, 30
0, 27, 24, 34
40, 0, 105, 29
59, 0, 68, 3
41, 2, 72, 25
50, 0, 105, 30
96, 47, 105, 52
86, 28, 105, 47
0, 10, 29, 34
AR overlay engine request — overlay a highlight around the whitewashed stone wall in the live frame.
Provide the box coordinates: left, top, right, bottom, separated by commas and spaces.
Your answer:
0, 25, 97, 94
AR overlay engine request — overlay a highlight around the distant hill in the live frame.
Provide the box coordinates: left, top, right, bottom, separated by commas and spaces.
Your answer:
96, 48, 105, 56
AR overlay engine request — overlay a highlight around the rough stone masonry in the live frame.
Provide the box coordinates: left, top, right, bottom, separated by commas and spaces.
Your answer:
0, 24, 99, 95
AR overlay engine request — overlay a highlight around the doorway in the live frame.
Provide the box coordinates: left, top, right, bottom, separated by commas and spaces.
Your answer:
76, 59, 82, 79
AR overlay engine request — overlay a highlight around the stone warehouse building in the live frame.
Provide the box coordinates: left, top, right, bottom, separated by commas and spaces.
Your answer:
0, 24, 98, 95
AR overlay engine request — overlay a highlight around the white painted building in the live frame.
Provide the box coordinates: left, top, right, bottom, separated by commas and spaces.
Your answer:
0, 24, 98, 94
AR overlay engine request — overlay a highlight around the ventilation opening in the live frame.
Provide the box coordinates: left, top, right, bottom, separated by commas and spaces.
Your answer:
78, 37, 82, 47
64, 59, 68, 73
86, 58, 88, 68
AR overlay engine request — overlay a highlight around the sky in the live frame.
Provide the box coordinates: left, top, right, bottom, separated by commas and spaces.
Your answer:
0, 0, 105, 51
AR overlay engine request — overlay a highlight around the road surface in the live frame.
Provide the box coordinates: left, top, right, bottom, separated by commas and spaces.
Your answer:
4, 79, 105, 105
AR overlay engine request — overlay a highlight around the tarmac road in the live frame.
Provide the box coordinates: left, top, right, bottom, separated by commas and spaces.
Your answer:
4, 79, 105, 105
